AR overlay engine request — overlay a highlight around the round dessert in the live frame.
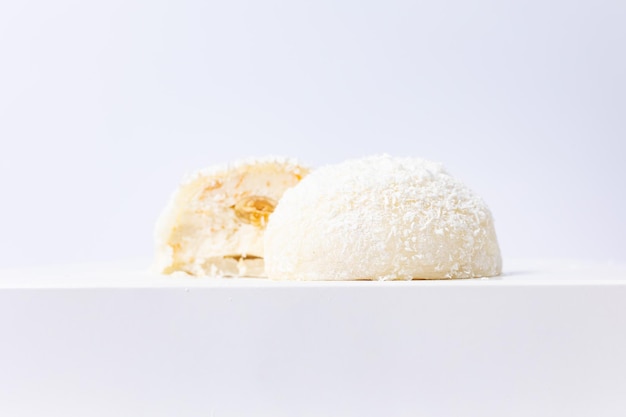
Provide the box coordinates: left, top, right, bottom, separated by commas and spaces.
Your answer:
155, 157, 308, 277
264, 155, 501, 280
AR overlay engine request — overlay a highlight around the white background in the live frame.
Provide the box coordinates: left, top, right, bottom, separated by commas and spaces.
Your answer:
0, 0, 624, 268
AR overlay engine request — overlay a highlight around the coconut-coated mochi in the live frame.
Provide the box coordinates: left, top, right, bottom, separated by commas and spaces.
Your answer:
264, 155, 502, 280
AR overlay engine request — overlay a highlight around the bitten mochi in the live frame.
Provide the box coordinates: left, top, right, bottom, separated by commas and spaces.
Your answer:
264, 155, 501, 280
154, 157, 308, 277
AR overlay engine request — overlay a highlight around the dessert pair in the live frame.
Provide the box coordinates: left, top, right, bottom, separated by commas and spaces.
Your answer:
155, 155, 501, 280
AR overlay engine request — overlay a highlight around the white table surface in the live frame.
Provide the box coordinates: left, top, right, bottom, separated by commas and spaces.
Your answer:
1, 258, 625, 288
1, 259, 625, 417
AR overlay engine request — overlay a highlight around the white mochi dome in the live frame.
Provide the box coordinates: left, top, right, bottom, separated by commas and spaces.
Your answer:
264, 155, 502, 280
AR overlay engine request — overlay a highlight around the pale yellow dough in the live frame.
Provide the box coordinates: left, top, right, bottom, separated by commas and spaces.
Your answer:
264, 155, 502, 280
154, 157, 308, 276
